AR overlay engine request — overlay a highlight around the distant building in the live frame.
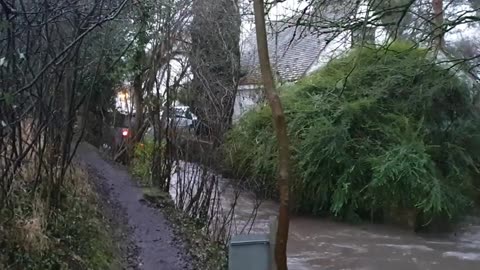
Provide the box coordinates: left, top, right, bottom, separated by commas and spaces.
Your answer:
233, 21, 349, 121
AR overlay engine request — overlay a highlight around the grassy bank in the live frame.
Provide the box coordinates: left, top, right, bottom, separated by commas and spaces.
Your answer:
225, 43, 480, 226
0, 164, 120, 270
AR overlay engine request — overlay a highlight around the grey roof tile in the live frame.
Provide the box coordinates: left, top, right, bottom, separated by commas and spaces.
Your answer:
240, 22, 325, 85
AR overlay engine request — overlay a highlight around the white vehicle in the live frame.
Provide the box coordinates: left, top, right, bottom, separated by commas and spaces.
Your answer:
165, 106, 198, 129
144, 106, 200, 140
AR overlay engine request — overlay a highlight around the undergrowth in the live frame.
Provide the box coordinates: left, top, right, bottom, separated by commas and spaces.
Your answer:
225, 43, 480, 224
131, 140, 165, 186
132, 144, 227, 269
131, 140, 155, 185
0, 163, 119, 270
142, 187, 227, 270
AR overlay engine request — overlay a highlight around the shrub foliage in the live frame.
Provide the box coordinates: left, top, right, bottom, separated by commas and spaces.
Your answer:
0, 165, 118, 269
225, 44, 480, 221
131, 140, 166, 186
132, 141, 156, 182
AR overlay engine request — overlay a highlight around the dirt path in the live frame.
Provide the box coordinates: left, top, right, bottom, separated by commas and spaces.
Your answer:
77, 143, 191, 270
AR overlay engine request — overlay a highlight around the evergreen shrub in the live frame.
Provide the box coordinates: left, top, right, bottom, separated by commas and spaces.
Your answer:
225, 43, 480, 221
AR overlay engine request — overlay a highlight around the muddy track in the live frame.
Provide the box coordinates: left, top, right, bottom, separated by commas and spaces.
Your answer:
77, 143, 192, 270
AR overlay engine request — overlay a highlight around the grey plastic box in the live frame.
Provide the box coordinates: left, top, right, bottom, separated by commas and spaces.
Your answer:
229, 234, 271, 270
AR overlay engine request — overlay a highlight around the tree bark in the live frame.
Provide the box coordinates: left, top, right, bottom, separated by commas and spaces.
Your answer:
432, 0, 444, 49
133, 73, 144, 137
190, 0, 241, 146
253, 1, 292, 269
131, 2, 149, 145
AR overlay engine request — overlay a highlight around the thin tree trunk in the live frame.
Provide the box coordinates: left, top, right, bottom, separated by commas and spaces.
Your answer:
253, 1, 292, 269
432, 0, 444, 49
130, 2, 149, 146
133, 73, 144, 140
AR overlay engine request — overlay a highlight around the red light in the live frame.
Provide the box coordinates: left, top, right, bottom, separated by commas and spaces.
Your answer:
122, 130, 129, 137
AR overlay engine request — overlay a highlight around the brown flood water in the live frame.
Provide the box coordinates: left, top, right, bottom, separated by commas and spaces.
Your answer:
171, 162, 480, 270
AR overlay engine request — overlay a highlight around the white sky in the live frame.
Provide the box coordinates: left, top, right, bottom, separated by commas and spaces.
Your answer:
241, 0, 478, 40
241, 0, 308, 39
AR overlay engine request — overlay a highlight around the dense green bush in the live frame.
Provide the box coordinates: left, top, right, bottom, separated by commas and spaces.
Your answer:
225, 43, 480, 221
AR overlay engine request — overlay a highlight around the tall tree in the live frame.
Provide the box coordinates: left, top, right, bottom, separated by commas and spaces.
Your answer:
253, 0, 292, 269
131, 1, 150, 144
190, 0, 241, 145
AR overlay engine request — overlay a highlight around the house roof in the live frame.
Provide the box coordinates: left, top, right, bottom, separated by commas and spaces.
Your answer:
240, 22, 325, 85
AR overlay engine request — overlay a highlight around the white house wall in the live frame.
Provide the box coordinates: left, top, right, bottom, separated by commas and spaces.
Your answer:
233, 85, 262, 122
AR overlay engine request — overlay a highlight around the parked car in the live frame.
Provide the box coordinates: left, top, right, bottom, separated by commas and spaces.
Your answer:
159, 106, 201, 133
144, 106, 201, 140
164, 106, 198, 130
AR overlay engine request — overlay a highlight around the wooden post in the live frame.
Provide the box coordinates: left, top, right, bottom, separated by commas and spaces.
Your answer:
269, 216, 278, 270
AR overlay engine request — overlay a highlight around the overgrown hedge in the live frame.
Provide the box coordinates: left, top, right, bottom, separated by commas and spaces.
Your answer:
225, 43, 480, 222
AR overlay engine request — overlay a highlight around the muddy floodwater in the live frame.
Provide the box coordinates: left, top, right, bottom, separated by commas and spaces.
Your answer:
286, 217, 480, 270
171, 162, 480, 270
